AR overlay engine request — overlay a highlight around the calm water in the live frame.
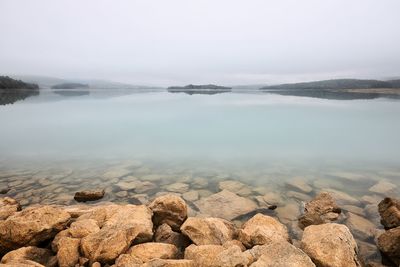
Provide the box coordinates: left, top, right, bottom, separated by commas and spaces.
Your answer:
1, 89, 400, 265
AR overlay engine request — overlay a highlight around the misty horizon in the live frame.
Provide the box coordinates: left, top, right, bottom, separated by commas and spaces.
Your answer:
1, 0, 400, 86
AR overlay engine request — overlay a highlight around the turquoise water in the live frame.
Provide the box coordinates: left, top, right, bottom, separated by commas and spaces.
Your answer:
1, 90, 400, 165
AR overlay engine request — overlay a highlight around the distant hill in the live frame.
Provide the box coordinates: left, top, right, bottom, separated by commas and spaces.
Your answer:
0, 76, 39, 105
260, 79, 394, 90
167, 84, 232, 95
51, 83, 89, 89
0, 76, 39, 89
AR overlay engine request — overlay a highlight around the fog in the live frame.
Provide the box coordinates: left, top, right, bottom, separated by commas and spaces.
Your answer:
1, 0, 400, 86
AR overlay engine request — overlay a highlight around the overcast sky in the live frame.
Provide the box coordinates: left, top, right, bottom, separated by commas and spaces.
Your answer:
1, 0, 400, 86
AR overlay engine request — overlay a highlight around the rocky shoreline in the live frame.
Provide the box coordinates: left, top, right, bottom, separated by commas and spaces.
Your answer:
1, 189, 400, 267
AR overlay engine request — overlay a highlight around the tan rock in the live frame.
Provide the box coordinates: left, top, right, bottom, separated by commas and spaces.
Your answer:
56, 237, 80, 267
165, 183, 189, 193
1, 246, 55, 267
218, 180, 252, 197
301, 223, 361, 267
184, 244, 248, 267
323, 189, 361, 205
180, 217, 236, 245
377, 226, 400, 265
142, 259, 195, 267
149, 195, 187, 231
286, 191, 312, 202
346, 212, 376, 240
342, 205, 365, 216
80, 204, 153, 264
261, 192, 283, 205
361, 195, 382, 205
369, 180, 397, 195
116, 180, 139, 191
0, 197, 21, 220
275, 201, 301, 224
0, 206, 70, 254
114, 254, 143, 267
155, 223, 190, 251
378, 197, 400, 229
194, 190, 257, 221
74, 189, 105, 202
238, 213, 290, 248
191, 177, 208, 189
127, 243, 179, 262
182, 191, 199, 202
298, 192, 341, 229
246, 242, 315, 267
286, 178, 313, 193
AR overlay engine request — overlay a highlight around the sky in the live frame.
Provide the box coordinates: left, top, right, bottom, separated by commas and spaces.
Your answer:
1, 0, 400, 86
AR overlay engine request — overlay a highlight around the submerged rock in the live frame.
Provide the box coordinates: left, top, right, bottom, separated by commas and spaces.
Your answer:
194, 190, 258, 221
369, 180, 397, 195
378, 197, 400, 229
74, 189, 105, 202
218, 180, 253, 197
149, 194, 188, 231
0, 197, 21, 220
180, 217, 236, 245
377, 226, 400, 265
0, 206, 70, 254
286, 177, 313, 193
301, 223, 361, 267
346, 212, 376, 240
238, 213, 290, 248
298, 192, 341, 229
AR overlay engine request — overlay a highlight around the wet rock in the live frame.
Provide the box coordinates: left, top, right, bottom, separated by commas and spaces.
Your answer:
286, 191, 312, 202
0, 206, 70, 254
184, 244, 249, 267
194, 190, 258, 221
74, 189, 105, 202
166, 183, 189, 194
378, 197, 400, 229
342, 205, 365, 216
377, 226, 400, 265
323, 188, 361, 205
182, 191, 199, 202
191, 177, 208, 189
286, 178, 313, 193
275, 201, 301, 224
261, 191, 283, 205
246, 241, 315, 267
127, 243, 179, 262
80, 204, 153, 264
298, 192, 341, 229
180, 217, 236, 245
364, 204, 381, 225
0, 187, 10, 194
238, 213, 290, 248
115, 180, 139, 191
361, 195, 382, 205
1, 246, 55, 267
218, 180, 252, 197
155, 223, 190, 251
142, 259, 195, 267
56, 237, 80, 267
0, 197, 21, 220
135, 181, 157, 194
346, 212, 376, 240
369, 181, 397, 195
357, 240, 379, 263
103, 168, 131, 179
149, 195, 187, 231
301, 223, 361, 267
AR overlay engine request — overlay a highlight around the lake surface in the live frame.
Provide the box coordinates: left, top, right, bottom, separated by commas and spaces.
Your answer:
1, 89, 400, 265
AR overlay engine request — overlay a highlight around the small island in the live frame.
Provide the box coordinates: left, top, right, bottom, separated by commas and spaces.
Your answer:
51, 83, 89, 89
167, 84, 232, 95
0, 76, 39, 105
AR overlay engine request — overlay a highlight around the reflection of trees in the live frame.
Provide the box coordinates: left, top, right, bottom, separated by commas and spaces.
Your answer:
0, 89, 39, 105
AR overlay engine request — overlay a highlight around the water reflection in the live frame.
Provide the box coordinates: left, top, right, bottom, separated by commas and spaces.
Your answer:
0, 89, 39, 105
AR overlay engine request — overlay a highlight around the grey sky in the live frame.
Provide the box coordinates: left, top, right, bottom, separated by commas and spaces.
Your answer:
1, 0, 400, 86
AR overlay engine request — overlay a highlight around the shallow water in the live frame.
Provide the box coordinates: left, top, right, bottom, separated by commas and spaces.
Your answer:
1, 90, 400, 265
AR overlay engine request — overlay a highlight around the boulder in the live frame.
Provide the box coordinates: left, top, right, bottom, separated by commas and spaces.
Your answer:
80, 204, 153, 264
298, 192, 341, 229
74, 189, 105, 202
184, 244, 249, 267
377, 226, 400, 265
346, 212, 376, 240
127, 243, 179, 262
194, 190, 257, 221
180, 217, 236, 245
300, 223, 361, 267
113, 254, 143, 267
1, 246, 56, 267
369, 181, 397, 195
0, 197, 21, 220
245, 241, 315, 267
149, 195, 187, 231
0, 206, 70, 254
142, 259, 195, 267
238, 213, 290, 248
155, 223, 190, 251
56, 237, 80, 267
378, 197, 400, 229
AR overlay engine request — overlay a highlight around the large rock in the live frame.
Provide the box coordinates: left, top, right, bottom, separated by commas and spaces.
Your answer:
238, 213, 290, 248
378, 197, 400, 229
56, 237, 80, 267
245, 242, 315, 267
346, 212, 376, 240
80, 204, 153, 264
180, 217, 236, 245
0, 197, 21, 220
142, 259, 195, 267
369, 180, 397, 195
0, 206, 70, 254
377, 226, 400, 265
194, 190, 257, 221
74, 189, 105, 202
127, 243, 179, 262
184, 244, 249, 267
149, 195, 187, 231
300, 223, 361, 267
298, 192, 341, 229
113, 254, 143, 267
155, 223, 190, 251
1, 246, 56, 267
